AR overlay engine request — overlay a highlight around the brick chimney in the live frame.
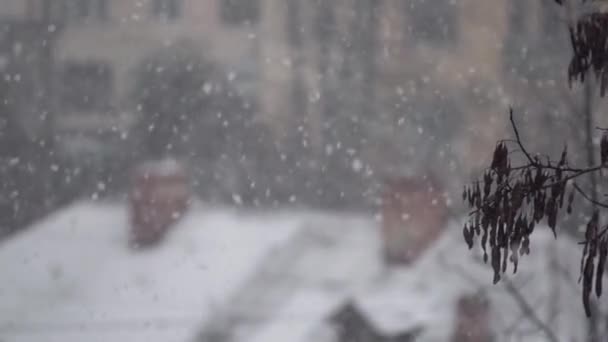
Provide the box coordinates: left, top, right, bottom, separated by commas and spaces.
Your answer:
128, 159, 191, 248
451, 292, 493, 342
380, 174, 448, 265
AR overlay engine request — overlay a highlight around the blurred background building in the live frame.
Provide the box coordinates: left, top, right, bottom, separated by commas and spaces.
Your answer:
0, 0, 587, 233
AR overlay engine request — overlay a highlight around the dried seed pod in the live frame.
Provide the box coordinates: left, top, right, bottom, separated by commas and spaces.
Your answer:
583, 254, 595, 317
527, 218, 535, 235
483, 172, 492, 199
505, 213, 514, 240
596, 239, 607, 298
489, 210, 498, 246
533, 168, 546, 191
463, 224, 474, 250
587, 210, 599, 241
581, 242, 589, 283
491, 246, 501, 284
496, 215, 503, 244
558, 181, 566, 208
475, 183, 482, 208
551, 181, 561, 202
533, 195, 544, 223
520, 236, 530, 255
501, 246, 508, 273
509, 237, 520, 274
481, 222, 489, 258
499, 144, 509, 177
525, 169, 533, 187
512, 183, 523, 210
490, 144, 503, 171
482, 212, 490, 232
558, 145, 567, 166
567, 187, 575, 214
601, 133, 608, 165
546, 199, 557, 237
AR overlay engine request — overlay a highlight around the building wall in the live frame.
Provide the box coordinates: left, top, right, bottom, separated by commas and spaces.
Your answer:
246, 0, 516, 178
0, 0, 27, 19
0, 0, 556, 174
54, 0, 258, 104
373, 0, 511, 176
256, 0, 291, 131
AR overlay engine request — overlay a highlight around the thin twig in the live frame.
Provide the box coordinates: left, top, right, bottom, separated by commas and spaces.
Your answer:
502, 277, 560, 342
465, 256, 559, 340
554, 261, 581, 292
573, 182, 608, 209
510, 108, 534, 164
437, 252, 487, 288
508, 110, 604, 173
578, 225, 608, 245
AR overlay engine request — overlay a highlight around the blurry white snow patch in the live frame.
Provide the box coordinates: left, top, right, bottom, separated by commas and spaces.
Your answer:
0, 202, 314, 342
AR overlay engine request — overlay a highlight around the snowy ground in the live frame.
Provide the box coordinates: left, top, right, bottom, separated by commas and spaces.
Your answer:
1, 200, 593, 342
0, 201, 373, 342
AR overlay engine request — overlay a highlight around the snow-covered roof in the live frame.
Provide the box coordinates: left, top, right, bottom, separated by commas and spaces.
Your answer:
349, 221, 593, 341
198, 214, 382, 342
247, 289, 347, 342
0, 201, 310, 342
4, 203, 597, 342
238, 218, 601, 342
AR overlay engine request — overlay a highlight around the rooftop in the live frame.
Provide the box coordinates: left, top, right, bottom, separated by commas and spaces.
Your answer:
0, 201, 336, 342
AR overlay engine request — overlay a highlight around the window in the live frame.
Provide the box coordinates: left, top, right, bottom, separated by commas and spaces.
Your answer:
26, 0, 44, 20
98, 0, 109, 21
405, 0, 458, 43
538, 0, 564, 49
26, 0, 57, 21
152, 0, 181, 20
65, 0, 109, 22
221, 0, 260, 26
61, 61, 112, 111
286, 0, 302, 47
27, 0, 108, 22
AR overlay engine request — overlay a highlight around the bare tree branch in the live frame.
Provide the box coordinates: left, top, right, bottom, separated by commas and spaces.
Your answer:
439, 253, 561, 341
502, 277, 561, 342
573, 182, 608, 209
510, 108, 534, 164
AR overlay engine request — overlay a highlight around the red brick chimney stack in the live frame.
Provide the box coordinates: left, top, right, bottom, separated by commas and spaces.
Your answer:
128, 159, 191, 248
380, 174, 449, 265
452, 292, 493, 342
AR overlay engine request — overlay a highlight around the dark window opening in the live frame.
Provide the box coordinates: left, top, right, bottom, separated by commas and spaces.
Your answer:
221, 0, 260, 26
538, 0, 565, 49
66, 0, 109, 22
152, 0, 181, 20
26, 0, 58, 21
405, 0, 458, 43
27, 0, 108, 22
61, 61, 113, 112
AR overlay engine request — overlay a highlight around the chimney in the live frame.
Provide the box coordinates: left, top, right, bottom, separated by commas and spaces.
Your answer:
128, 159, 191, 248
380, 174, 448, 265
451, 292, 493, 342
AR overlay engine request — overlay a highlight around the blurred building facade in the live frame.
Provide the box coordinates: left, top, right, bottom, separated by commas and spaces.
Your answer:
0, 0, 573, 210
20, 0, 261, 161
